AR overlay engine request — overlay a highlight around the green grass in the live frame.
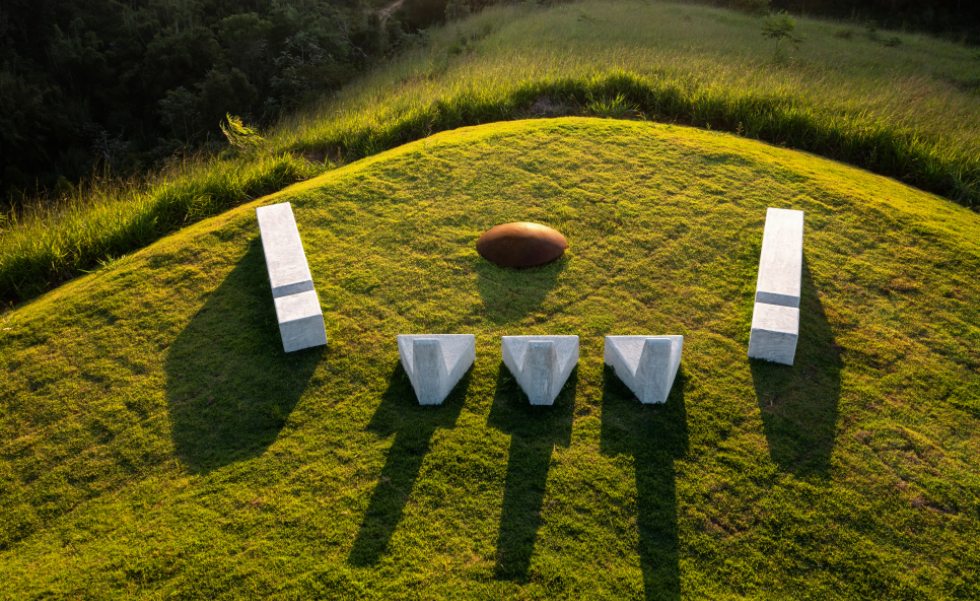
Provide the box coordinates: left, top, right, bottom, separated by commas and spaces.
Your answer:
282, 0, 979, 204
0, 154, 321, 303
1, 118, 977, 599
2, 0, 979, 306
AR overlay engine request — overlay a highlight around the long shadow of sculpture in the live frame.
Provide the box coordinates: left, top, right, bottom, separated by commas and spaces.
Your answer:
475, 258, 565, 323
347, 363, 469, 566
750, 262, 841, 478
600, 368, 688, 601
165, 239, 324, 473
487, 364, 576, 581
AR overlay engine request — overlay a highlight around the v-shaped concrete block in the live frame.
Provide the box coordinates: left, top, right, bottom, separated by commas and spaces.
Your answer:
604, 336, 683, 404
501, 336, 579, 406
397, 334, 475, 405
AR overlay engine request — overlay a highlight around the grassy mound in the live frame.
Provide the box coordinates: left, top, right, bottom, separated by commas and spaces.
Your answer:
1, 118, 978, 599
3, 0, 979, 305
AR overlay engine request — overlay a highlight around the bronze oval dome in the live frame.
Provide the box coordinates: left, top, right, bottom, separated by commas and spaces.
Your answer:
476, 222, 568, 268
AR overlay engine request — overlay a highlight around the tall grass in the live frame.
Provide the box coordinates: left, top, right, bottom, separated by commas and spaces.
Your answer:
2, 0, 978, 306
0, 155, 319, 302
287, 71, 979, 205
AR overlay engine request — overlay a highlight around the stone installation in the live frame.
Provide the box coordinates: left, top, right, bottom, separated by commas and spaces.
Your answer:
256, 202, 327, 353
501, 335, 579, 406
748, 207, 804, 365
397, 334, 476, 405
605, 335, 683, 404
476, 222, 568, 268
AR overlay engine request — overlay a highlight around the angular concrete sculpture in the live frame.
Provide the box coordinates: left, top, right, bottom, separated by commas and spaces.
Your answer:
397, 334, 475, 405
501, 336, 578, 406
256, 202, 327, 353
748, 207, 803, 365
604, 336, 683, 404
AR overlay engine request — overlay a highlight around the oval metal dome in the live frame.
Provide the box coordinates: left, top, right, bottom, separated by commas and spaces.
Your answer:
476, 222, 568, 268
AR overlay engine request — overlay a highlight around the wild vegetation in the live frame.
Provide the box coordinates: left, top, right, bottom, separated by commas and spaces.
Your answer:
1, 118, 977, 598
764, 0, 980, 40
280, 1, 979, 203
1, 0, 976, 199
2, 1, 977, 307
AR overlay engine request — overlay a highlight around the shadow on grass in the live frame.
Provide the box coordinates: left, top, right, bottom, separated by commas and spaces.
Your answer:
487, 363, 576, 581
750, 262, 841, 478
165, 238, 323, 473
347, 362, 470, 566
475, 258, 565, 323
600, 367, 688, 601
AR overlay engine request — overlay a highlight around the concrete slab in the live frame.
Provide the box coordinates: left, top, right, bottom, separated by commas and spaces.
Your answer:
755, 207, 803, 308
501, 335, 578, 406
257, 202, 326, 353
257, 202, 315, 298
274, 290, 327, 353
397, 334, 475, 405
605, 335, 683, 404
748, 303, 799, 365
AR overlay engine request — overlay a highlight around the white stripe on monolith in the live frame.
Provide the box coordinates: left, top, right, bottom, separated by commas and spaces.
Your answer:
749, 207, 803, 365
257, 202, 326, 353
604, 336, 683, 404
397, 334, 475, 405
501, 336, 578, 406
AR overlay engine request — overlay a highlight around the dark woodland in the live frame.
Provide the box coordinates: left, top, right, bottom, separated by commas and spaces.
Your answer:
1, 0, 976, 202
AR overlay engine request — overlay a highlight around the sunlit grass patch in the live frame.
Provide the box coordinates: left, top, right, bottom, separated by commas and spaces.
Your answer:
1, 119, 977, 598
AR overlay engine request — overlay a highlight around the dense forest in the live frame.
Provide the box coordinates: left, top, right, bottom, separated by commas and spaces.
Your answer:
1, 0, 393, 201
2, 0, 977, 205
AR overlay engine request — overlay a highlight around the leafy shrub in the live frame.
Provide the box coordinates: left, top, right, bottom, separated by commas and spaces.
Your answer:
220, 114, 266, 153
762, 12, 801, 46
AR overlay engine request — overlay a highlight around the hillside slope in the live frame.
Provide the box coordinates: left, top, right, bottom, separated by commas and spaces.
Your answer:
1, 119, 978, 599
4, 0, 979, 305
282, 0, 980, 200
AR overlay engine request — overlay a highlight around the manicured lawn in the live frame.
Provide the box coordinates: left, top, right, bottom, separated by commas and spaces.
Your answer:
1, 119, 977, 599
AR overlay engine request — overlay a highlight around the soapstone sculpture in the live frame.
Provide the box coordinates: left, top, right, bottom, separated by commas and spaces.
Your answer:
397, 334, 476, 405
256, 202, 327, 353
604, 335, 683, 404
501, 335, 579, 405
748, 207, 803, 365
